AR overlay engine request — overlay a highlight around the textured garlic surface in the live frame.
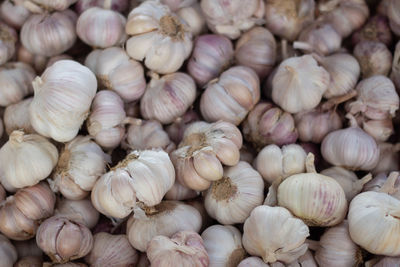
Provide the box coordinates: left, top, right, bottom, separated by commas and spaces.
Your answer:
0, 21, 17, 65
4, 98, 35, 135
0, 234, 17, 267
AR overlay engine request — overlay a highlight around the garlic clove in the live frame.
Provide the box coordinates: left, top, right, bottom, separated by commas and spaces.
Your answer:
193, 151, 223, 181
362, 117, 394, 142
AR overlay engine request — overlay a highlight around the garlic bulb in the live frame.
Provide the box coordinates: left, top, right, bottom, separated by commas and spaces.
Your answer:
127, 200, 202, 252
287, 250, 318, 267
36, 216, 93, 263
372, 143, 400, 175
87, 91, 126, 150
91, 150, 175, 218
235, 27, 276, 79
201, 225, 246, 267
242, 205, 309, 264
352, 15, 393, 46
126, 0, 193, 74
392, 41, 400, 90
277, 154, 348, 226
243, 102, 298, 147
321, 115, 379, 171
51, 136, 109, 200
255, 144, 307, 184
140, 72, 196, 124
17, 44, 48, 74
0, 234, 17, 267
363, 172, 400, 201
123, 119, 175, 153
200, 66, 260, 125
321, 167, 372, 201
348, 75, 399, 120
0, 185, 5, 203
0, 22, 17, 66
23, 0, 77, 11
4, 98, 34, 135
160, 0, 197, 12
75, 0, 129, 14
13, 238, 43, 258
362, 117, 394, 142
388, 0, 400, 36
200, 0, 264, 39
354, 41, 392, 78
20, 10, 77, 57
147, 231, 209, 266
165, 180, 198, 201
165, 109, 199, 144
85, 47, 146, 102
272, 55, 330, 113
46, 54, 73, 68
55, 198, 99, 229
171, 121, 242, 191
0, 131, 58, 191
77, 7, 126, 48
187, 34, 234, 86
238, 257, 269, 267
0, 62, 36, 107
0, 0, 30, 29
176, 3, 206, 36
373, 256, 400, 267
311, 221, 361, 267
14, 256, 42, 267
0, 182, 55, 240
30, 60, 97, 142
204, 161, 264, 224
85, 232, 139, 266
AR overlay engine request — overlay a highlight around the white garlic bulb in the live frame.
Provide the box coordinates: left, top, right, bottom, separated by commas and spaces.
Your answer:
242, 205, 309, 264
200, 0, 264, 39
321, 114, 380, 171
388, 0, 400, 35
55, 198, 99, 229
392, 41, 400, 90
200, 66, 260, 125
287, 250, 318, 267
165, 180, 198, 201
175, 2, 206, 36
147, 231, 209, 266
354, 41, 392, 78
0, 131, 58, 192
0, 0, 30, 29
4, 98, 35, 135
0, 21, 17, 66
277, 154, 348, 227
348, 75, 399, 120
201, 225, 246, 267
204, 161, 264, 224
127, 201, 202, 252
238, 257, 269, 267
0, 234, 17, 267
20, 10, 77, 57
23, 0, 78, 11
51, 136, 110, 200
126, 0, 193, 74
30, 60, 97, 143
140, 72, 196, 124
85, 47, 146, 102
255, 144, 307, 184
272, 55, 330, 113
0, 62, 35, 107
372, 256, 400, 267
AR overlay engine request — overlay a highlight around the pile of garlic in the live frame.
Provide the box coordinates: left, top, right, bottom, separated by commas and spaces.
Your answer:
1, 0, 400, 265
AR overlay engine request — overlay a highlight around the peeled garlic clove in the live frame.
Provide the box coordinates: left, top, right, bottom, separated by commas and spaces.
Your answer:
75, 0, 129, 14
238, 256, 269, 267
127, 200, 202, 252
272, 55, 330, 113
242, 205, 309, 264
321, 115, 380, 171
0, 131, 58, 191
51, 136, 110, 200
255, 144, 307, 184
30, 60, 97, 142
147, 231, 209, 266
388, 0, 400, 36
85, 232, 139, 266
0, 21, 17, 65
36, 216, 93, 263
141, 72, 196, 124
201, 225, 246, 267
372, 143, 400, 175
24, 0, 77, 11
362, 117, 394, 142
235, 27, 276, 79
354, 41, 392, 78
165, 180, 198, 201
352, 15, 392, 47
0, 0, 31, 29
21, 10, 77, 57
187, 34, 234, 86
200, 66, 260, 125
0, 234, 17, 266
126, 0, 193, 74
55, 198, 99, 229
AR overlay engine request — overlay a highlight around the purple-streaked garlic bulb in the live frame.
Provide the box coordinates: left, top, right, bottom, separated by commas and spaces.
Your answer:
353, 41, 392, 78
352, 15, 392, 46
75, 0, 129, 14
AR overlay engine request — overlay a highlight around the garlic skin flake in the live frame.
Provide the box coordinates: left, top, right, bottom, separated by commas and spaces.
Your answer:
30, 60, 97, 143
126, 0, 193, 74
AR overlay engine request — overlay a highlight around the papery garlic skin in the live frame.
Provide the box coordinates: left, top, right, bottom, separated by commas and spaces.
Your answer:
204, 161, 264, 224
0, 131, 58, 191
127, 201, 202, 252
85, 232, 139, 267
0, 62, 35, 107
200, 0, 264, 39
85, 47, 146, 102
0, 22, 17, 65
388, 0, 400, 36
243, 205, 309, 264
126, 0, 193, 74
187, 34, 234, 86
0, 0, 30, 29
352, 15, 393, 46
24, 0, 78, 11
55, 198, 99, 229
165, 180, 198, 201
354, 41, 392, 78
272, 55, 330, 113
348, 191, 400, 256
30, 60, 97, 143
20, 10, 77, 57
36, 216, 93, 263
147, 231, 209, 267
200, 66, 260, 125
52, 136, 109, 200
77, 7, 126, 48
0, 234, 17, 267
176, 3, 206, 36
75, 0, 129, 14
140, 72, 196, 124
201, 225, 246, 267
363, 117, 394, 142
255, 144, 307, 184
